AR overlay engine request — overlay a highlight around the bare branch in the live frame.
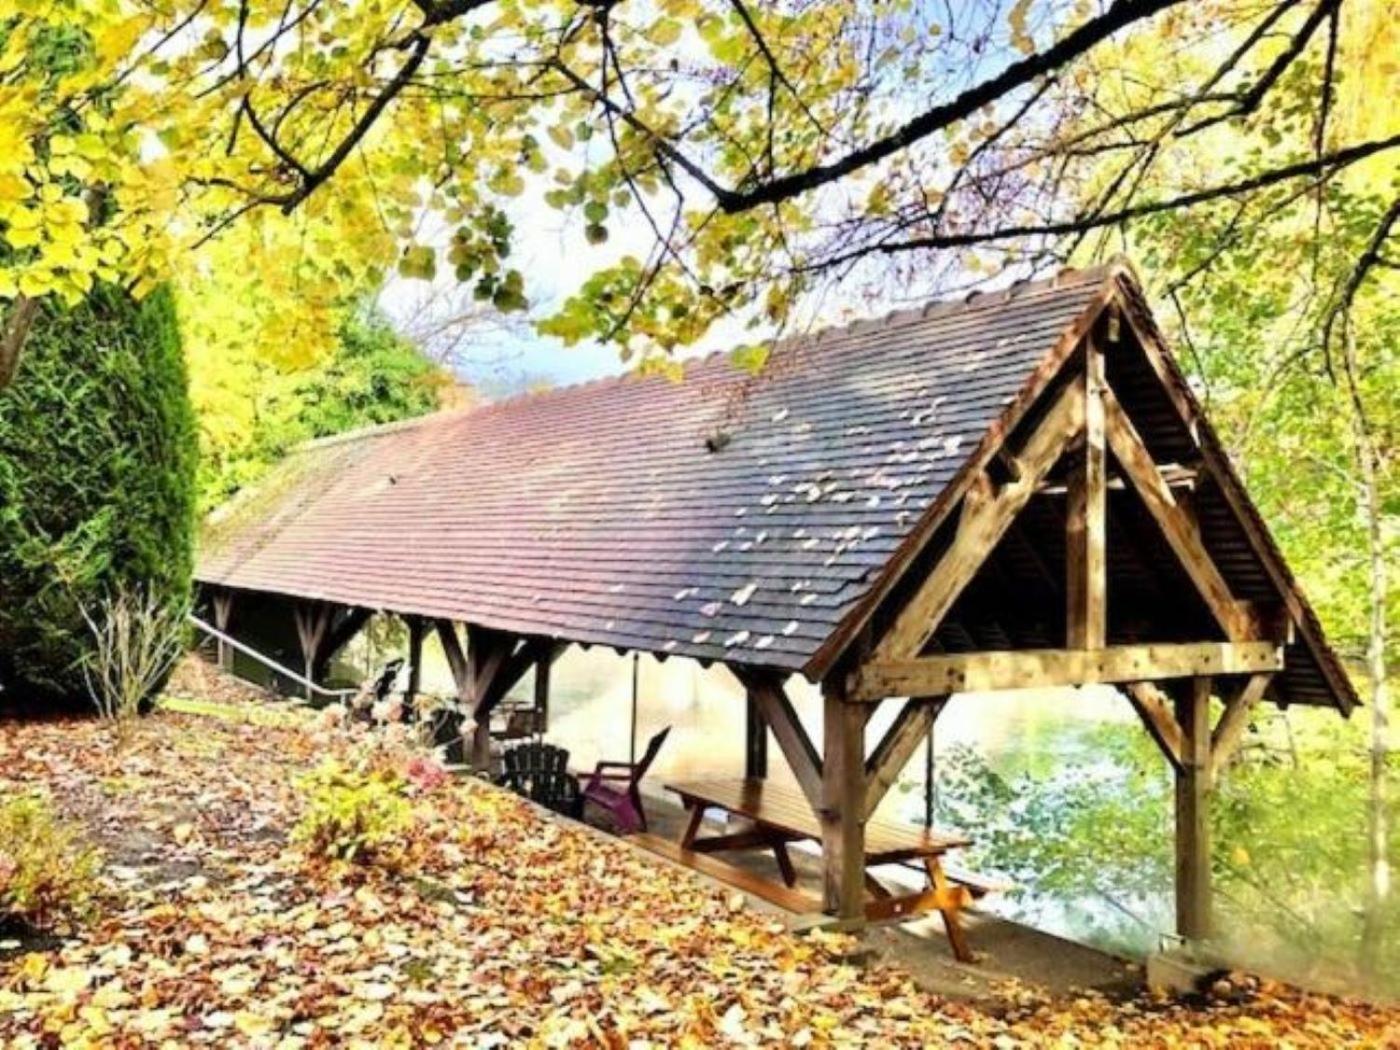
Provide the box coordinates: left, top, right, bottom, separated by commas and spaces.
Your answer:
804, 132, 1400, 269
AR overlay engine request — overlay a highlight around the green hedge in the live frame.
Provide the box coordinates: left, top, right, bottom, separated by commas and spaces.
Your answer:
0, 284, 197, 707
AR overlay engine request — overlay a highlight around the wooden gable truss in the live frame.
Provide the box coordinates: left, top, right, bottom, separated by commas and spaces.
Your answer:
809, 296, 1308, 943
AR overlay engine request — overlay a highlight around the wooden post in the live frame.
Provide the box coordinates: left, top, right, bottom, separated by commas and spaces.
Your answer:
534, 649, 552, 736
405, 616, 424, 714
467, 628, 492, 772
293, 601, 332, 701
821, 679, 866, 920
1066, 337, 1107, 649
212, 591, 235, 671
1175, 676, 1213, 942
745, 690, 768, 779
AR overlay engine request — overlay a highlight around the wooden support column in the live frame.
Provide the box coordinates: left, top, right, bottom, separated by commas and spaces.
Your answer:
821, 679, 866, 920
293, 601, 333, 700
435, 619, 555, 774
1175, 676, 1213, 942
745, 691, 769, 779
211, 590, 235, 670
435, 620, 474, 764
534, 649, 552, 734
1066, 338, 1107, 649
404, 616, 425, 714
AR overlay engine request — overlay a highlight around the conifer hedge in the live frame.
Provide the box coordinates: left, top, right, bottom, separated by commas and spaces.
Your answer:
0, 284, 197, 707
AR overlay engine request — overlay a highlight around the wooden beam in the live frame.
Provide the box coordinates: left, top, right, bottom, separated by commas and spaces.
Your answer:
1211, 673, 1271, 779
1102, 385, 1256, 642
821, 680, 866, 920
745, 691, 769, 779
850, 641, 1283, 700
736, 669, 823, 812
1124, 682, 1185, 770
405, 616, 425, 712
864, 697, 947, 819
314, 606, 372, 680
874, 379, 1087, 661
211, 590, 235, 670
1175, 677, 1213, 941
1111, 297, 1354, 715
1066, 336, 1107, 649
435, 619, 470, 695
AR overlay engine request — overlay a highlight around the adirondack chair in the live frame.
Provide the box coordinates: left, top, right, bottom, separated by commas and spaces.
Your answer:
346, 657, 405, 720
581, 727, 670, 833
496, 741, 583, 819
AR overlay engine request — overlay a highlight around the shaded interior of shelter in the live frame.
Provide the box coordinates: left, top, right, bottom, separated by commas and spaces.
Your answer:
861, 317, 1337, 710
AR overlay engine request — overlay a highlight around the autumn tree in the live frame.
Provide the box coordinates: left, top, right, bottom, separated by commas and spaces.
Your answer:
1091, 0, 1396, 971
2, 0, 1397, 381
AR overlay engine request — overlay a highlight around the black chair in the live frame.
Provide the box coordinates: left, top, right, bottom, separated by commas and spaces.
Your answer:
371, 658, 404, 701
495, 741, 583, 819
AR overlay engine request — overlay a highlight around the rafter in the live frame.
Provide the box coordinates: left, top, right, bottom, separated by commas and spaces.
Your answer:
874, 378, 1087, 661
1101, 385, 1258, 642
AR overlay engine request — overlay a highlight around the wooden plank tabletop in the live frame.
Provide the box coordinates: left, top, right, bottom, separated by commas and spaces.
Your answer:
665, 777, 971, 864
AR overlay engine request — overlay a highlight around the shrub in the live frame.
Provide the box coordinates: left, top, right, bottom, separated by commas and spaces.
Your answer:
0, 795, 101, 930
83, 584, 189, 736
293, 760, 414, 868
0, 284, 197, 708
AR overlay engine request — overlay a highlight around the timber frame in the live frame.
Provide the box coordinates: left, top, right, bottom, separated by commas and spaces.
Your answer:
803, 296, 1319, 941
197, 261, 1355, 949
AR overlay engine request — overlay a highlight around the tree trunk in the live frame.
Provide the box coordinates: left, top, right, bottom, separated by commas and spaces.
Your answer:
1341, 326, 1390, 971
0, 296, 39, 389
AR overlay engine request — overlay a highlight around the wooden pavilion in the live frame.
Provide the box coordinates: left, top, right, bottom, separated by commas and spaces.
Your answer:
197, 259, 1356, 945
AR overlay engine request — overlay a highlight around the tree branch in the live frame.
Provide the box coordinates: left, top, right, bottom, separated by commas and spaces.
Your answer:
806, 132, 1400, 268
0, 296, 41, 390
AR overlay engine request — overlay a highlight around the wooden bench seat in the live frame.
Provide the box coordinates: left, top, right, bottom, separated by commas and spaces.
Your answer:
631, 832, 822, 915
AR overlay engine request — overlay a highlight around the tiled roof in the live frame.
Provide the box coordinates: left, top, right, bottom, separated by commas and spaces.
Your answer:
201, 267, 1109, 673
197, 262, 1354, 711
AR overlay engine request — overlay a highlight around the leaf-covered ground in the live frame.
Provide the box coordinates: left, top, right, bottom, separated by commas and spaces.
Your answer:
1, 693, 1398, 1048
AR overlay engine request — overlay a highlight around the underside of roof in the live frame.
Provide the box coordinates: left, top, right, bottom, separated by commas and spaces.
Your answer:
197, 261, 1357, 714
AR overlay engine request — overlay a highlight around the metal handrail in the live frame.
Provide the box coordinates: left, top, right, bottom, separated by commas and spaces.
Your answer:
187, 614, 357, 701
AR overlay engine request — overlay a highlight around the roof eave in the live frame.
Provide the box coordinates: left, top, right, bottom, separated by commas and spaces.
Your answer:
802, 274, 1120, 685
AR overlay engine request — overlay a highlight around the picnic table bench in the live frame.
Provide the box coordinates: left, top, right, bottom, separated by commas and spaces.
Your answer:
652, 776, 989, 962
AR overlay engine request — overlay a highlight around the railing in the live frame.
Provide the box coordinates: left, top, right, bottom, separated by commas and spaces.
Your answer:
187, 614, 357, 702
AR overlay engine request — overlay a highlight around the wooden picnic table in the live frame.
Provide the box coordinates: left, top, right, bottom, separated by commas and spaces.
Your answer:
664, 776, 981, 961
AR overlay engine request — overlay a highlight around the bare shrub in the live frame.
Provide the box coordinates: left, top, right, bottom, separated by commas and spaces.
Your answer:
82, 587, 188, 735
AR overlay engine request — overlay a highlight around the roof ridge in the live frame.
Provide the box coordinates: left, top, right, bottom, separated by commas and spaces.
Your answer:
297, 406, 477, 451
291, 262, 1120, 452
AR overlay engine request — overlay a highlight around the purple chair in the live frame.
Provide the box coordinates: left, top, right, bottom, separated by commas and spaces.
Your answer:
582, 727, 671, 833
